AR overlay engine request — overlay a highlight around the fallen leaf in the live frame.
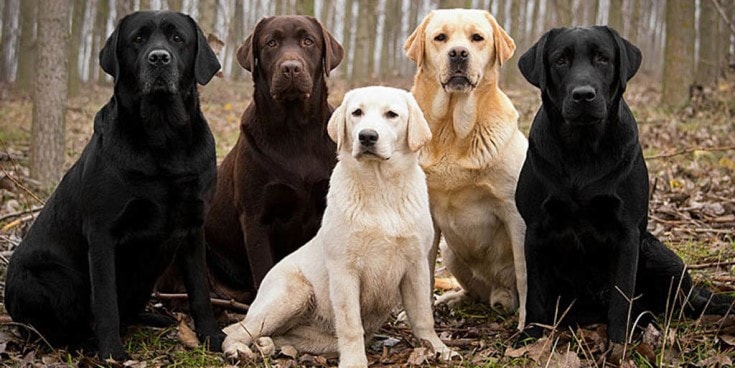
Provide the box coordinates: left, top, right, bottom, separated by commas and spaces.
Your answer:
642, 323, 662, 348
548, 351, 581, 368
719, 335, 735, 346
504, 337, 550, 362
406, 347, 433, 366
177, 317, 200, 349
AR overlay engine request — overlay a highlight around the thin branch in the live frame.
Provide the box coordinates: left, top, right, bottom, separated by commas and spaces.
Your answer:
152, 292, 250, 312
645, 145, 735, 160
687, 259, 735, 270
0, 205, 43, 223
711, 0, 735, 35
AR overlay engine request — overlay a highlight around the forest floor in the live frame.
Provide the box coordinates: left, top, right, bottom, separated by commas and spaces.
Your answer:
0, 73, 733, 367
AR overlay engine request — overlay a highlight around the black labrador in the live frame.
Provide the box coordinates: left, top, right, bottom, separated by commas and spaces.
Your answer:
515, 26, 732, 346
203, 16, 343, 303
4, 11, 224, 361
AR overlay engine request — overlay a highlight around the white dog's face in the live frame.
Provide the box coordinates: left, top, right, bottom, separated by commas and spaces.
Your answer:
327, 86, 432, 162
404, 9, 515, 93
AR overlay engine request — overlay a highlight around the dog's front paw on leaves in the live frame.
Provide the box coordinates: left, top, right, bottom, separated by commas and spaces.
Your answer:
223, 340, 256, 362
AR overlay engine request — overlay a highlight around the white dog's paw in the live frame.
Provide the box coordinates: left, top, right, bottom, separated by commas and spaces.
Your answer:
436, 346, 460, 362
435, 289, 468, 307
254, 337, 276, 357
338, 354, 368, 368
223, 339, 256, 361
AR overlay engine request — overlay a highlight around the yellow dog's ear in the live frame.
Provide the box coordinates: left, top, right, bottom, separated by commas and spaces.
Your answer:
484, 12, 515, 66
327, 96, 349, 150
404, 11, 434, 67
405, 91, 432, 152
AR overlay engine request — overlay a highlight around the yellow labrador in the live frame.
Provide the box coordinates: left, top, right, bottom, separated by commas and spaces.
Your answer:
221, 86, 455, 367
405, 9, 528, 329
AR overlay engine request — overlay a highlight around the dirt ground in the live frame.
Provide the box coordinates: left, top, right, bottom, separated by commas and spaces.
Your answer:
0, 73, 733, 367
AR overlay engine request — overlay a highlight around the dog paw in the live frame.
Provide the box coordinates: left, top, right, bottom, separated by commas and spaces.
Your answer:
337, 357, 368, 368
254, 337, 276, 357
202, 330, 226, 352
435, 289, 468, 307
436, 346, 460, 361
99, 348, 131, 363
222, 337, 256, 362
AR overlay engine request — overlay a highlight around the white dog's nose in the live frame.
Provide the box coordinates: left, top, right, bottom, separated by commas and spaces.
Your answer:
358, 129, 379, 147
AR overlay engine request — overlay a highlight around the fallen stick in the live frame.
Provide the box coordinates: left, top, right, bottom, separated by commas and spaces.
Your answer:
688, 260, 735, 270
0, 205, 43, 223
152, 292, 250, 312
645, 145, 735, 160
0, 213, 37, 232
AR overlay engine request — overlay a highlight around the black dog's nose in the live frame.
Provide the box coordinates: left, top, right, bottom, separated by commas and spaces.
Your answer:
572, 86, 596, 102
358, 129, 379, 147
281, 60, 303, 77
148, 50, 171, 66
448, 47, 469, 60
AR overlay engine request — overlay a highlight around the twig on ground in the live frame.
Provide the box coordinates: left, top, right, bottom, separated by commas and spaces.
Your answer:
152, 292, 250, 312
0, 213, 37, 232
645, 145, 735, 160
0, 205, 43, 223
688, 260, 735, 270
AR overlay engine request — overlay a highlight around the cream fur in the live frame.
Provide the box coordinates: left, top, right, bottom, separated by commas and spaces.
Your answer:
404, 9, 528, 330
221, 86, 454, 368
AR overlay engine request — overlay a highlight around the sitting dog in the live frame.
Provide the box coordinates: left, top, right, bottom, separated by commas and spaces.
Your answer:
404, 9, 528, 327
221, 86, 455, 367
4, 11, 224, 360
204, 16, 343, 302
516, 26, 733, 346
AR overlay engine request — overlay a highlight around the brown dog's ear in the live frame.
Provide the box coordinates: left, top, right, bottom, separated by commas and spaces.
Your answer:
237, 17, 270, 72
404, 11, 434, 67
484, 12, 515, 67
404, 91, 432, 152
309, 17, 344, 77
327, 94, 349, 150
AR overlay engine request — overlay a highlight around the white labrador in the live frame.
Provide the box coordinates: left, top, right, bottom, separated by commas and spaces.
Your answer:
221, 86, 455, 368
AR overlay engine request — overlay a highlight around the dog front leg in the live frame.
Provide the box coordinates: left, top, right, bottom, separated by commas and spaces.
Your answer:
401, 257, 455, 361
505, 205, 528, 330
428, 220, 441, 297
242, 214, 275, 289
328, 266, 367, 368
607, 232, 640, 345
87, 231, 127, 361
177, 228, 225, 351
520, 234, 549, 343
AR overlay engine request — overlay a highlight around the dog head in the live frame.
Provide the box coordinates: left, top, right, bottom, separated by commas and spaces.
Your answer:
100, 11, 221, 96
327, 86, 432, 162
237, 16, 343, 102
518, 26, 641, 125
404, 9, 515, 93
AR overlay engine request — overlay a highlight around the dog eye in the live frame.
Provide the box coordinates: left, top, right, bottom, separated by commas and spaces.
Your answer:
471, 33, 484, 42
172, 34, 183, 43
303, 37, 314, 46
594, 54, 609, 64
351, 109, 363, 117
266, 40, 278, 48
385, 111, 398, 119
133, 35, 144, 44
554, 57, 568, 66
434, 34, 447, 42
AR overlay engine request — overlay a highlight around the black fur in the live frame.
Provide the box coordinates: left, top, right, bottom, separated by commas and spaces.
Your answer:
4, 11, 224, 360
516, 26, 733, 344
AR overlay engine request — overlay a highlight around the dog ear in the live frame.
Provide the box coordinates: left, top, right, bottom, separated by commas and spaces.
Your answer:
404, 11, 434, 67
327, 95, 348, 150
309, 17, 344, 77
518, 28, 558, 89
601, 26, 642, 91
484, 12, 515, 67
100, 16, 128, 81
405, 91, 432, 152
188, 16, 222, 85
237, 17, 269, 73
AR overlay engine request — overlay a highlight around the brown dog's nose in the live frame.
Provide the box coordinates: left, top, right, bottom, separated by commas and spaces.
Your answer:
448, 47, 469, 60
281, 60, 303, 77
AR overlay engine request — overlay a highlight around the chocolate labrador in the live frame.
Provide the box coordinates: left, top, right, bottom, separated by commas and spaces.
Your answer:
515, 26, 733, 346
4, 11, 224, 361
204, 16, 343, 302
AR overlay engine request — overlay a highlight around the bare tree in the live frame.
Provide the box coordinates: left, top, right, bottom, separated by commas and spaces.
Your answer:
31, 0, 71, 189
662, 0, 695, 109
16, 0, 37, 93
696, 0, 720, 86
1, 0, 20, 83
68, 0, 87, 96
608, 0, 624, 32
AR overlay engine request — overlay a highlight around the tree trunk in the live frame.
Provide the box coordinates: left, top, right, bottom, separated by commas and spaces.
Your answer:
198, 0, 216, 34
116, 0, 134, 21
696, 0, 719, 87
503, 0, 521, 86
32, 0, 71, 190
68, 0, 86, 96
366, 0, 377, 81
295, 0, 314, 15
16, 0, 37, 93
1, 0, 20, 83
440, 0, 466, 8
351, 0, 369, 86
342, 0, 354, 80
93, 0, 110, 84
167, 0, 184, 11
662, 0, 695, 109
553, 0, 572, 26
608, 0, 624, 33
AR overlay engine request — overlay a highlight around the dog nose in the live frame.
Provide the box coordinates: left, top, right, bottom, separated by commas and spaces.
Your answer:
571, 86, 596, 102
147, 50, 171, 66
448, 47, 469, 60
281, 60, 303, 77
358, 129, 379, 147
